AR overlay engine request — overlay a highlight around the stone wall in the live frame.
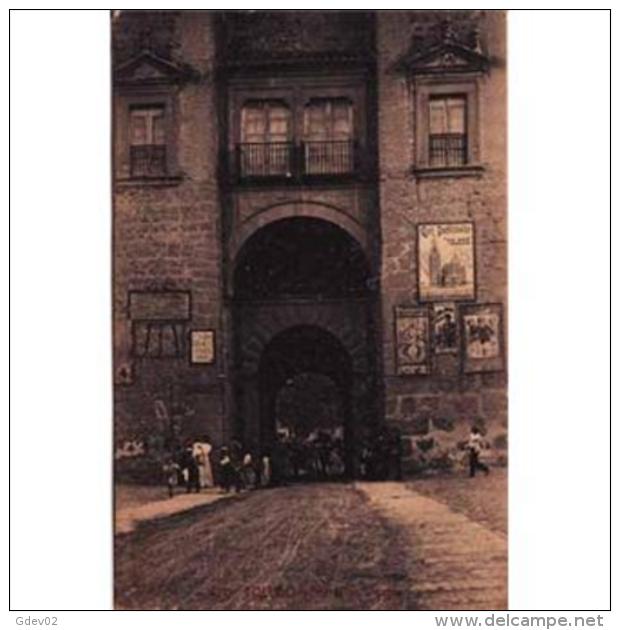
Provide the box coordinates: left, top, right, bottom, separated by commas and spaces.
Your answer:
113, 12, 227, 448
112, 10, 508, 474
376, 10, 507, 471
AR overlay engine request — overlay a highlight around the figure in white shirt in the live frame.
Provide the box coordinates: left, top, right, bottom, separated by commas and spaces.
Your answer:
467, 425, 490, 478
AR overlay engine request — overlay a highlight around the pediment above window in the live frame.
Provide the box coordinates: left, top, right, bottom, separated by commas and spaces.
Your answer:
397, 38, 489, 76
114, 50, 197, 87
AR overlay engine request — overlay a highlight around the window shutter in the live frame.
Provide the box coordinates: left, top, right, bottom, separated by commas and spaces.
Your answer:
152, 113, 166, 145
130, 112, 148, 145
446, 97, 466, 134
429, 99, 448, 135
332, 100, 353, 140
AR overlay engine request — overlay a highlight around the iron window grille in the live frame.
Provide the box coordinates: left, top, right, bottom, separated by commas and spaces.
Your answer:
428, 133, 467, 167
130, 144, 167, 178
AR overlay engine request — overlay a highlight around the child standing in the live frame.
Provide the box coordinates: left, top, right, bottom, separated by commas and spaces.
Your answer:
162, 457, 181, 498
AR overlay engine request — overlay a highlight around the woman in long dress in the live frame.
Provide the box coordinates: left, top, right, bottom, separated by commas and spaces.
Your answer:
192, 438, 214, 488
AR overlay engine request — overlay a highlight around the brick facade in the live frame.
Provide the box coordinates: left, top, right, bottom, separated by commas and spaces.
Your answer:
113, 10, 507, 471
376, 11, 507, 471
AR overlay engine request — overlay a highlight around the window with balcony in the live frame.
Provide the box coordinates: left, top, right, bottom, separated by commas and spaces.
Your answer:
428, 95, 467, 167
129, 105, 167, 178
233, 95, 360, 182
303, 98, 354, 175
240, 101, 293, 177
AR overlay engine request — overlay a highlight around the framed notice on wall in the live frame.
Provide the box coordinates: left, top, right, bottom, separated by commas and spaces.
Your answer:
417, 222, 476, 302
395, 306, 431, 376
431, 302, 458, 354
190, 330, 215, 365
461, 303, 504, 373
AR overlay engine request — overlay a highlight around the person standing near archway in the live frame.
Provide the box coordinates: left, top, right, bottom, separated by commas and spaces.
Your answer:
192, 436, 214, 489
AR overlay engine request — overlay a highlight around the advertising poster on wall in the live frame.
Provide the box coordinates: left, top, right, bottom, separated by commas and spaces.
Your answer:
417, 222, 475, 302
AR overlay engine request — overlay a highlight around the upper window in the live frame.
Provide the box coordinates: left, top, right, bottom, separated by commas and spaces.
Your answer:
413, 81, 480, 174
428, 95, 467, 167
240, 101, 292, 177
304, 98, 354, 174
129, 105, 167, 178
241, 101, 291, 143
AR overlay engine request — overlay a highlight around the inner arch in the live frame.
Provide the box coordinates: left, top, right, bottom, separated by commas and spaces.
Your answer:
257, 325, 355, 475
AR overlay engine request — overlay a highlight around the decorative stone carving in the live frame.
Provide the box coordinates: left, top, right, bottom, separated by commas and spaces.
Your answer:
114, 49, 198, 87
396, 18, 489, 76
220, 11, 373, 66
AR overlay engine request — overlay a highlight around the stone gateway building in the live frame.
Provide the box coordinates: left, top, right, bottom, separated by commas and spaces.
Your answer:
113, 10, 507, 475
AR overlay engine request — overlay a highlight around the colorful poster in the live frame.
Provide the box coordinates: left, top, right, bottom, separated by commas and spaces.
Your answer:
395, 307, 430, 375
417, 222, 475, 301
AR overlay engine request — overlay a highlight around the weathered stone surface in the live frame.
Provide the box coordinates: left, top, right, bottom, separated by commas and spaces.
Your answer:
400, 436, 414, 457
400, 396, 416, 416
432, 417, 455, 432
404, 416, 431, 436
386, 396, 399, 417
493, 433, 508, 450
482, 390, 508, 416
416, 437, 435, 452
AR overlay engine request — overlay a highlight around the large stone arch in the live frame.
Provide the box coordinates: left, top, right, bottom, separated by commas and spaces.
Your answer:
236, 301, 369, 376
229, 200, 368, 264
228, 209, 381, 473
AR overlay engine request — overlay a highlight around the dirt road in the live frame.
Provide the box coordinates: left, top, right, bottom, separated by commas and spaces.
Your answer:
115, 483, 412, 610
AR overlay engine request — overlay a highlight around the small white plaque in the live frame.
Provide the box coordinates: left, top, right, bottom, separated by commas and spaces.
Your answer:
191, 330, 215, 364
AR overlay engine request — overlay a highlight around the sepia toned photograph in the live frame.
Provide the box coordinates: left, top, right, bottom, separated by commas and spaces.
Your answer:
112, 9, 507, 610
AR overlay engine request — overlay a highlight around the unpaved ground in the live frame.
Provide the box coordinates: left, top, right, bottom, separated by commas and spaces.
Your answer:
115, 483, 413, 610
115, 488, 233, 535
115, 484, 173, 510
407, 468, 507, 534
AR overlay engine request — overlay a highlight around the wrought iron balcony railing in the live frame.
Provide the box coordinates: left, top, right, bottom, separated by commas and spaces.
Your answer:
429, 133, 467, 167
130, 144, 167, 178
303, 140, 355, 175
238, 142, 295, 178
232, 140, 360, 182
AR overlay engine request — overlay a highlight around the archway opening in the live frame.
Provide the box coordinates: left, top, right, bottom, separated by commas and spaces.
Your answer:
258, 325, 354, 479
233, 216, 370, 300
231, 216, 380, 480
275, 373, 345, 480
275, 373, 343, 440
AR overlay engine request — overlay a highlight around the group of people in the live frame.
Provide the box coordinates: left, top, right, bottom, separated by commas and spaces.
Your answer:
162, 437, 277, 497
160, 423, 489, 496
162, 438, 215, 497
160, 427, 401, 497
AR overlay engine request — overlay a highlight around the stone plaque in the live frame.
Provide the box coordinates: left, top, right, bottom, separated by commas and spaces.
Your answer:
190, 330, 215, 365
128, 291, 191, 321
